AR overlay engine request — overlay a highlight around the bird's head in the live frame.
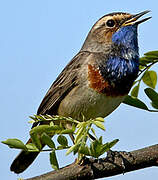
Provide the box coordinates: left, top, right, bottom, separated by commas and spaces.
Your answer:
81, 10, 151, 52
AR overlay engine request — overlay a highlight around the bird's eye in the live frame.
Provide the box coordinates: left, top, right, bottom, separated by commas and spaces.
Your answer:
106, 19, 115, 27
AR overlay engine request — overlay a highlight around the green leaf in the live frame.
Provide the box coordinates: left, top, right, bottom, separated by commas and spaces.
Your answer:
89, 139, 102, 158
123, 95, 148, 110
142, 56, 158, 61
108, 139, 119, 148
75, 126, 86, 144
90, 127, 97, 138
29, 115, 38, 121
100, 143, 109, 154
139, 57, 152, 67
28, 120, 35, 124
41, 133, 55, 149
76, 122, 86, 129
144, 51, 158, 57
93, 121, 105, 131
142, 70, 157, 89
139, 56, 149, 62
50, 150, 59, 170
139, 64, 146, 70
98, 136, 103, 144
2, 139, 27, 150
78, 144, 90, 156
66, 143, 80, 155
60, 129, 75, 134
30, 132, 42, 150
151, 102, 158, 109
95, 117, 105, 122
100, 139, 119, 155
26, 143, 39, 152
144, 88, 158, 107
57, 135, 68, 147
30, 125, 63, 135
56, 145, 69, 150
131, 84, 139, 97
49, 121, 54, 126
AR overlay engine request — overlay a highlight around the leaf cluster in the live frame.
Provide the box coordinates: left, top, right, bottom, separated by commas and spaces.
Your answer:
124, 51, 158, 112
2, 116, 118, 170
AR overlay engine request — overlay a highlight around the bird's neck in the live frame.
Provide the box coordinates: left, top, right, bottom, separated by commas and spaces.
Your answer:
81, 40, 111, 53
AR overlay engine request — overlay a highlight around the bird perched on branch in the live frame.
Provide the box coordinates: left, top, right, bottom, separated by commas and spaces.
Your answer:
10, 10, 151, 174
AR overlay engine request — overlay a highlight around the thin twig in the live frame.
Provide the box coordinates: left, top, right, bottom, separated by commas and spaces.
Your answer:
138, 61, 158, 76
25, 144, 158, 180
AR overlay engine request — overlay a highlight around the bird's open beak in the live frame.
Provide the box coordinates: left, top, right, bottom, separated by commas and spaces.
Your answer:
123, 10, 151, 26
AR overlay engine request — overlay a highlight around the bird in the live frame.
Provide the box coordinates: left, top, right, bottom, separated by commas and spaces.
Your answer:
10, 10, 151, 174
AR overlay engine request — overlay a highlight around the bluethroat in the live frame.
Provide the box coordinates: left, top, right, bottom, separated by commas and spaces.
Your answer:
10, 10, 151, 173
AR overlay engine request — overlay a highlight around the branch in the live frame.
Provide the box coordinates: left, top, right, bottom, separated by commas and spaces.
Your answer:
25, 144, 158, 180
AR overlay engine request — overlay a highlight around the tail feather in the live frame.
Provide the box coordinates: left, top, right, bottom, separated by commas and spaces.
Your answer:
10, 138, 44, 174
10, 150, 40, 174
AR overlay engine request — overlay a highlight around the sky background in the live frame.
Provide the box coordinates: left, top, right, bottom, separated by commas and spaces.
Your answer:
1, 0, 158, 180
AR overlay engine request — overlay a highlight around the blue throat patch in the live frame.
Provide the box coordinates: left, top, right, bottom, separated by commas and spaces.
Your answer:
100, 25, 139, 96
112, 24, 139, 51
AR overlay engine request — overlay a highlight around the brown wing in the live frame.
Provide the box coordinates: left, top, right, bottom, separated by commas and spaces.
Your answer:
11, 51, 91, 173
10, 51, 91, 173
37, 51, 90, 115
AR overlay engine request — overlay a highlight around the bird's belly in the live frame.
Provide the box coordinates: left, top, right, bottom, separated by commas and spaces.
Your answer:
58, 85, 125, 121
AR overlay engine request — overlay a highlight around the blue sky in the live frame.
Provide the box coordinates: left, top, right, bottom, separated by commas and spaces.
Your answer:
1, 1, 158, 180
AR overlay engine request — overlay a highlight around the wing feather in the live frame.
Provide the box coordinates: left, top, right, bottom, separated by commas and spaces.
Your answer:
37, 51, 90, 115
